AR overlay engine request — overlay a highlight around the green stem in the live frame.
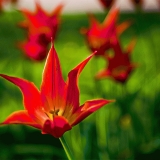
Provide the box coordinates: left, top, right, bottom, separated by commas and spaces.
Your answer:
59, 136, 74, 160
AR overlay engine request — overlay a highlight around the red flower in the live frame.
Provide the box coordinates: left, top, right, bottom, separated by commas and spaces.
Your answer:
0, 45, 113, 138
18, 3, 63, 61
95, 38, 137, 83
81, 8, 131, 56
99, 0, 115, 9
19, 3, 63, 41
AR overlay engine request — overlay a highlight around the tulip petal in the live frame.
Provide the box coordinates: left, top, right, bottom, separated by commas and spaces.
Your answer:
95, 69, 110, 80
103, 7, 119, 26
21, 2, 47, 29
88, 13, 99, 27
70, 99, 114, 126
51, 4, 63, 16
22, 10, 41, 28
126, 38, 136, 55
101, 9, 119, 38
0, 74, 45, 124
42, 116, 71, 138
117, 21, 132, 35
1, 110, 42, 129
40, 45, 66, 113
64, 53, 95, 118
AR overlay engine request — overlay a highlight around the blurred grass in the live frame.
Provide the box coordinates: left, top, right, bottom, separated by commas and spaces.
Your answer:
0, 10, 160, 159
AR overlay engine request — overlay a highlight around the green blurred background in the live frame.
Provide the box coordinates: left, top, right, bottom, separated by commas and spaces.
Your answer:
0, 9, 160, 160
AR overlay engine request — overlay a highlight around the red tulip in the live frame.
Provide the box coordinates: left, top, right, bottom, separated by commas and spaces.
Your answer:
82, 8, 131, 56
95, 38, 137, 83
18, 3, 63, 61
0, 44, 113, 138
19, 3, 63, 41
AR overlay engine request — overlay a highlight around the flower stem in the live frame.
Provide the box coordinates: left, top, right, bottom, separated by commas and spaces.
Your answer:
59, 136, 74, 160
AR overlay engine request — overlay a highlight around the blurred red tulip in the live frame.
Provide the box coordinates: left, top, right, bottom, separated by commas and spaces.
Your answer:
82, 7, 131, 56
20, 3, 63, 42
95, 38, 137, 83
19, 3, 63, 41
18, 3, 63, 61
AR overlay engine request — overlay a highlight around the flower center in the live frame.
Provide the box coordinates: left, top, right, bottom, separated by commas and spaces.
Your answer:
49, 109, 59, 116
44, 109, 60, 120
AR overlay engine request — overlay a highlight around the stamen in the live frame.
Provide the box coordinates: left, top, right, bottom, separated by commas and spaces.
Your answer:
49, 110, 55, 114
49, 109, 60, 116
55, 109, 60, 115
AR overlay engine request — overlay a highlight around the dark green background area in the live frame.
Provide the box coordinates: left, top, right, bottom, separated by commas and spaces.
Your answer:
0, 10, 160, 159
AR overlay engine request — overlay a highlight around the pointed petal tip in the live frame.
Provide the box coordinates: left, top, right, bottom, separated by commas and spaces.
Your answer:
15, 41, 25, 50
87, 12, 98, 22
80, 27, 88, 35
126, 38, 137, 54
53, 3, 64, 15
69, 50, 95, 76
131, 63, 139, 69
0, 74, 11, 80
0, 122, 5, 125
117, 20, 133, 35
87, 50, 96, 58
94, 69, 110, 80
89, 50, 97, 58
107, 6, 120, 19
47, 40, 56, 59
50, 37, 54, 47
0, 110, 42, 129
103, 6, 120, 25
100, 99, 116, 104
110, 6, 120, 13
94, 50, 97, 54
108, 99, 116, 103
70, 98, 115, 126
